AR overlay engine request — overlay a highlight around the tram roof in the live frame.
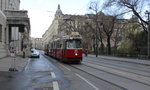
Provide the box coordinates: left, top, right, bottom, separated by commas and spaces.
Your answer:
49, 32, 82, 42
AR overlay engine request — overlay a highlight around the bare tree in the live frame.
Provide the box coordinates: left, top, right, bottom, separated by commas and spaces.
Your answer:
101, 15, 116, 54
88, 0, 121, 55
59, 18, 77, 33
83, 19, 98, 53
89, 0, 105, 56
104, 0, 149, 32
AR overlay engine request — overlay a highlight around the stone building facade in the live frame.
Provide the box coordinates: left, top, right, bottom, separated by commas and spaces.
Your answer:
0, 0, 20, 11
0, 10, 7, 58
0, 0, 30, 58
42, 4, 63, 47
31, 38, 43, 50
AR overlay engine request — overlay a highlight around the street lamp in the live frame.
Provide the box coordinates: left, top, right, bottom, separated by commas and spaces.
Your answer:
89, 2, 98, 57
145, 10, 150, 58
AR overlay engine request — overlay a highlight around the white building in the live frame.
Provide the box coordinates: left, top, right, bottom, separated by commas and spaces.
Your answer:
31, 38, 43, 50
0, 10, 7, 58
42, 4, 63, 46
0, 0, 20, 11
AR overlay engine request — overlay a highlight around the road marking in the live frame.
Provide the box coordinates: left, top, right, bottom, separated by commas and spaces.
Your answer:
51, 72, 59, 90
75, 73, 100, 90
24, 58, 31, 71
60, 64, 71, 71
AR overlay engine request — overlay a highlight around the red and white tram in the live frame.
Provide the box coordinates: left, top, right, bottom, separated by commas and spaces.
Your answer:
44, 44, 49, 55
45, 32, 82, 63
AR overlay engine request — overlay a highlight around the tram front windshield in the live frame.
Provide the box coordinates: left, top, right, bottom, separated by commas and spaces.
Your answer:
66, 39, 81, 49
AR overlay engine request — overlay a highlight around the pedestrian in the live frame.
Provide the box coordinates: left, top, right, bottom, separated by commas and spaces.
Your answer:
23, 48, 25, 58
85, 49, 88, 57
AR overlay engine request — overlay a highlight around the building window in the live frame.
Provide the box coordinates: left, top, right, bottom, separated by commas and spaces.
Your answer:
0, 25, 2, 42
1, 0, 3, 9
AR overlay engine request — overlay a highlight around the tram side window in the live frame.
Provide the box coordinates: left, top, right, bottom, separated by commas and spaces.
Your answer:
54, 42, 56, 49
57, 43, 62, 48
64, 41, 67, 49
60, 44, 62, 48
50, 43, 52, 49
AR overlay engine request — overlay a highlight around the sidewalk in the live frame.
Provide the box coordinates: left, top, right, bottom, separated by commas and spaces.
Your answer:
0, 56, 29, 72
88, 54, 150, 66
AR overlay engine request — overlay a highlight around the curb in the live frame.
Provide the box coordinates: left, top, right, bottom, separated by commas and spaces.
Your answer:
22, 58, 31, 72
100, 57, 150, 66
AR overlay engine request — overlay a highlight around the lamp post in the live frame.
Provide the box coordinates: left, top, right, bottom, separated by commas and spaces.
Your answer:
95, 12, 98, 57
89, 2, 98, 57
145, 10, 150, 58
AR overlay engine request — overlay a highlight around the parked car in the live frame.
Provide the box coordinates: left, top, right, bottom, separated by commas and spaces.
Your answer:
30, 49, 40, 58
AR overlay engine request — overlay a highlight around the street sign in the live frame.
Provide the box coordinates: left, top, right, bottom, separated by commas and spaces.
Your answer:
11, 27, 19, 41
10, 53, 15, 56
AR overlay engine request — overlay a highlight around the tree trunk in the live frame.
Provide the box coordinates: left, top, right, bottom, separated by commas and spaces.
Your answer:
100, 41, 104, 54
107, 36, 111, 55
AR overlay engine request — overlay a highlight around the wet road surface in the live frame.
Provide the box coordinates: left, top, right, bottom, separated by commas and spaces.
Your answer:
0, 54, 69, 90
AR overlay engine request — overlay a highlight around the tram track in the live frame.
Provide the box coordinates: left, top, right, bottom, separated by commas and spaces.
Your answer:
84, 57, 150, 73
43, 54, 127, 90
44, 54, 150, 86
70, 61, 150, 86
43, 54, 150, 89
43, 55, 127, 90
84, 60, 150, 78
87, 55, 150, 66
69, 63, 127, 90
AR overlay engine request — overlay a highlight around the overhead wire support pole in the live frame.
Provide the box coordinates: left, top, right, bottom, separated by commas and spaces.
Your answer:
95, 10, 98, 57
148, 12, 150, 58
89, 2, 99, 57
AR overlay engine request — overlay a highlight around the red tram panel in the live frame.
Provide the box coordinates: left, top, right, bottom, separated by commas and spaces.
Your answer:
44, 32, 82, 63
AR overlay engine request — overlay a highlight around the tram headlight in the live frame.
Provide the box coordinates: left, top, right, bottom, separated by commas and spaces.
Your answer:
75, 53, 78, 56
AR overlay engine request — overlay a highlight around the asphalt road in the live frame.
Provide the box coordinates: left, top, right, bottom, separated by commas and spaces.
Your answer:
44, 55, 126, 90
0, 54, 68, 90
1, 51, 150, 90
44, 54, 150, 90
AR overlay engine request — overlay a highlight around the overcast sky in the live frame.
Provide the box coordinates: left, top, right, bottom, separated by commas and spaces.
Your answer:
20, 0, 92, 38
20, 0, 149, 38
